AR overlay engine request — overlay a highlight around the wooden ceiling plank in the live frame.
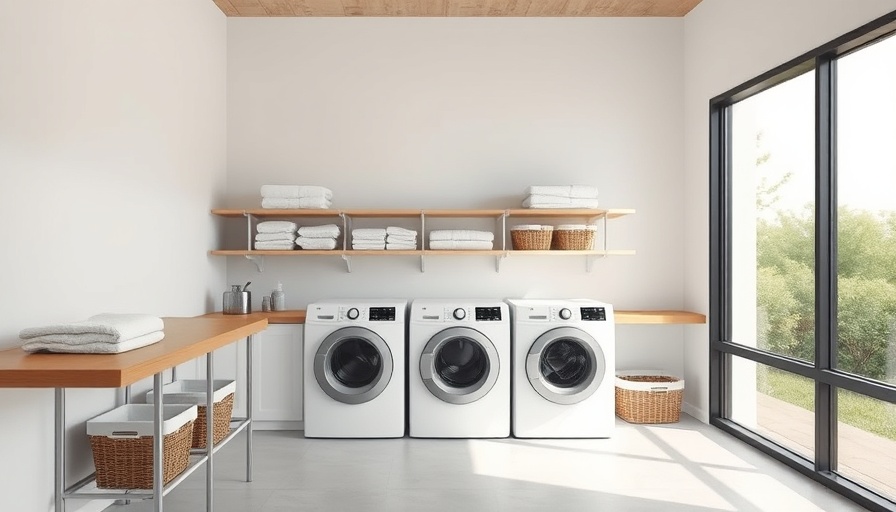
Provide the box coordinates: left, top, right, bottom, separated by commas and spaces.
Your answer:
259, 0, 301, 15
395, 0, 447, 16
228, 0, 270, 16
525, 0, 566, 16
296, 0, 347, 15
213, 0, 240, 16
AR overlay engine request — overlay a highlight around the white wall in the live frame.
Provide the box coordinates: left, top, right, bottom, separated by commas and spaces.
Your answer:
682, 0, 896, 421
225, 17, 688, 381
0, 1, 227, 510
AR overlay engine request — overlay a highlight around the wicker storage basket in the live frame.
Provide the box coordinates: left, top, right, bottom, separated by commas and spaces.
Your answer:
146, 379, 236, 448
511, 225, 553, 250
87, 404, 197, 489
615, 370, 684, 424
551, 224, 597, 250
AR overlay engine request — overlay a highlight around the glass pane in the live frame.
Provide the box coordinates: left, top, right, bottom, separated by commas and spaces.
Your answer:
729, 356, 814, 460
835, 34, 896, 384
730, 71, 816, 362
837, 388, 896, 500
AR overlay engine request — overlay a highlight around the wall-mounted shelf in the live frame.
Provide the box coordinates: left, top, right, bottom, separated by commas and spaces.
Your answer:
211, 207, 635, 272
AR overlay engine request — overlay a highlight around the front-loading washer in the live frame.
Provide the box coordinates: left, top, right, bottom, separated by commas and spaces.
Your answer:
408, 299, 510, 438
303, 299, 407, 438
507, 298, 616, 438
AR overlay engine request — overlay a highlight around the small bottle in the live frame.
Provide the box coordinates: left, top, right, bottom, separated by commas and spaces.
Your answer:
271, 282, 286, 311
261, 296, 271, 312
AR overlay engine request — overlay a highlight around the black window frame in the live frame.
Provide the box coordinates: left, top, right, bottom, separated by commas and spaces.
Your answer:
709, 9, 896, 512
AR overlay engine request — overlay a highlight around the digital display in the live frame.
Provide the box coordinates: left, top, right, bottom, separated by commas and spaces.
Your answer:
580, 307, 606, 321
475, 307, 503, 321
369, 307, 396, 321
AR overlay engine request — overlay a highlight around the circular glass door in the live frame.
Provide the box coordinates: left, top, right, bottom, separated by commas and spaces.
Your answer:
314, 326, 393, 404
526, 327, 605, 405
420, 327, 499, 405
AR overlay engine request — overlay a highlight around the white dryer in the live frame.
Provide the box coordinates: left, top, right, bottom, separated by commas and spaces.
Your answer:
303, 299, 407, 438
408, 299, 510, 438
507, 299, 616, 438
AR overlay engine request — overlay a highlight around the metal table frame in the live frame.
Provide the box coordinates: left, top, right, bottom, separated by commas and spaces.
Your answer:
55, 334, 255, 512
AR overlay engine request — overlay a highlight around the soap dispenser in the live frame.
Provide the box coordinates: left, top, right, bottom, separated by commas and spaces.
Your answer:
271, 282, 286, 311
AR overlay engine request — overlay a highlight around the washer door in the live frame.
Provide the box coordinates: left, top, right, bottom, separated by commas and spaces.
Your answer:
420, 326, 499, 405
314, 326, 393, 405
526, 327, 605, 405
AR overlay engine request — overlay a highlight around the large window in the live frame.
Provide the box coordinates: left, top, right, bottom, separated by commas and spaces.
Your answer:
710, 11, 896, 512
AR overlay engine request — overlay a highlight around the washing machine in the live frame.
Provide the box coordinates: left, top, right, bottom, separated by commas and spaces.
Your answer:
507, 299, 616, 438
408, 299, 510, 438
303, 299, 407, 438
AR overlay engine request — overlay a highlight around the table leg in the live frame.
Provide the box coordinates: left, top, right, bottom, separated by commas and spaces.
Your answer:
55, 388, 65, 512
246, 334, 254, 482
207, 351, 215, 512
153, 372, 164, 512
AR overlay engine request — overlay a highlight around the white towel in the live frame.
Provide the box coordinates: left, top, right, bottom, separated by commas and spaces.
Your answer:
260, 185, 333, 200
386, 242, 417, 250
526, 185, 599, 198
386, 226, 417, 237
22, 331, 165, 354
20, 314, 164, 343
352, 242, 386, 250
255, 233, 296, 242
296, 237, 338, 250
386, 234, 417, 244
429, 240, 494, 250
254, 241, 295, 250
429, 230, 494, 242
297, 224, 340, 238
256, 221, 298, 234
352, 228, 387, 240
261, 197, 332, 209
523, 196, 600, 209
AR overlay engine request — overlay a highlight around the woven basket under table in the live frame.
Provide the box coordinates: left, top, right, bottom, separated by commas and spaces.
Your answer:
193, 393, 235, 448
89, 420, 194, 489
615, 374, 683, 424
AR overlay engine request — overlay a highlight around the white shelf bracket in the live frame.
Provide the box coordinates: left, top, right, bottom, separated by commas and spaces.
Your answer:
420, 254, 426, 273
342, 253, 353, 273
246, 255, 264, 273
496, 252, 507, 272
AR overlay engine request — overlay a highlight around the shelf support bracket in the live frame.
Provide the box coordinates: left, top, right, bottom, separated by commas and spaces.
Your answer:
585, 254, 605, 273
420, 254, 426, 273
496, 252, 507, 272
245, 255, 264, 273
342, 253, 353, 273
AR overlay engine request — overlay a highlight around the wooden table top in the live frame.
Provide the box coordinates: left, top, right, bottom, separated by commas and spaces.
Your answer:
0, 316, 267, 389
201, 310, 307, 324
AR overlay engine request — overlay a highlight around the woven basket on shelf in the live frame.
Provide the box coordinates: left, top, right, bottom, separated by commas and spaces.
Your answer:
193, 393, 235, 448
90, 420, 194, 489
551, 225, 597, 250
615, 371, 684, 424
511, 225, 553, 250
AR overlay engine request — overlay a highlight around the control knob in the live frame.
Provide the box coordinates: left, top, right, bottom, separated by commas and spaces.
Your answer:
346, 308, 360, 320
559, 308, 572, 320
453, 308, 466, 320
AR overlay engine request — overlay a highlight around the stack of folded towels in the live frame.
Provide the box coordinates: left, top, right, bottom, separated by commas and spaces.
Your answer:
255, 221, 297, 250
260, 185, 333, 209
429, 230, 494, 250
352, 228, 387, 250
522, 185, 600, 209
19, 313, 165, 354
296, 224, 341, 250
386, 227, 418, 250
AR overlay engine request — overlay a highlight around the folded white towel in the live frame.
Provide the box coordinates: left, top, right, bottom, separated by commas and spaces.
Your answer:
522, 196, 600, 209
260, 185, 333, 200
255, 233, 296, 242
352, 228, 387, 240
256, 221, 298, 234
19, 314, 164, 343
22, 331, 165, 354
296, 237, 338, 250
526, 185, 599, 198
254, 241, 295, 250
297, 224, 340, 238
386, 234, 417, 243
429, 240, 494, 250
261, 197, 332, 209
352, 242, 386, 250
386, 242, 417, 250
386, 226, 417, 237
429, 230, 494, 242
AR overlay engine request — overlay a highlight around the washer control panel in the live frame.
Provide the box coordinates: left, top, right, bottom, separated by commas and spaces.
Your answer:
369, 307, 397, 321
474, 307, 503, 321
580, 307, 607, 321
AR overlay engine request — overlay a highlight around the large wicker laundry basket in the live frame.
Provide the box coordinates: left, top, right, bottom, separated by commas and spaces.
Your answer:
146, 379, 236, 448
615, 370, 684, 424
